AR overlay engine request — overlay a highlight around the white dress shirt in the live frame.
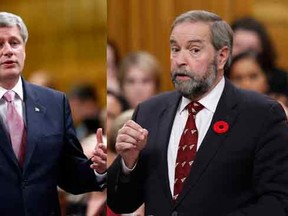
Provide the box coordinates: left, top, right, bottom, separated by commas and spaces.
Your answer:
167, 77, 225, 194
0, 78, 25, 133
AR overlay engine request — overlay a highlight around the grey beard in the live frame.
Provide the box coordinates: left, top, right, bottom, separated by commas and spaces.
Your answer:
171, 61, 217, 100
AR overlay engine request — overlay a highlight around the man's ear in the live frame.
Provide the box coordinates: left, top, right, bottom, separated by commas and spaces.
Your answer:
217, 46, 229, 70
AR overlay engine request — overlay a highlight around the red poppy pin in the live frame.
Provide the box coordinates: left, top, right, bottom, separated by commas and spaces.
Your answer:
213, 121, 229, 134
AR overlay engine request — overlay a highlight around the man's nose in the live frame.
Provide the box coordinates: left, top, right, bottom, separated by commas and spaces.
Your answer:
2, 43, 13, 56
240, 78, 253, 90
173, 50, 188, 67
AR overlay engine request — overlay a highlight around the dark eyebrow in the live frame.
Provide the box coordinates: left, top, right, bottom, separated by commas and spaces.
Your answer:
170, 39, 177, 44
170, 39, 204, 45
187, 39, 204, 44
10, 36, 22, 40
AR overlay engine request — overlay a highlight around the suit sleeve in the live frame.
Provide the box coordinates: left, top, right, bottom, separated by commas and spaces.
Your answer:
107, 106, 145, 214
228, 103, 288, 216
57, 95, 102, 194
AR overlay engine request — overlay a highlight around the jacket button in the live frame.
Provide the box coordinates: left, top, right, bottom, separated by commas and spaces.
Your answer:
171, 211, 178, 216
22, 180, 28, 189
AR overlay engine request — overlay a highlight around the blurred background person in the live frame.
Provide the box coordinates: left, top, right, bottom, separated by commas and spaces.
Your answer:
82, 108, 135, 216
231, 17, 288, 96
118, 51, 161, 109
107, 40, 121, 93
64, 84, 103, 216
106, 109, 144, 216
107, 109, 134, 166
28, 69, 56, 89
82, 90, 130, 160
227, 51, 288, 117
68, 84, 102, 140
79, 91, 129, 216
106, 90, 130, 136
28, 71, 102, 216
226, 51, 269, 94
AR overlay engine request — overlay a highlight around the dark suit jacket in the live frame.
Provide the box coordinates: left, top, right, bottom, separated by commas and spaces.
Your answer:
0, 78, 101, 216
108, 79, 288, 216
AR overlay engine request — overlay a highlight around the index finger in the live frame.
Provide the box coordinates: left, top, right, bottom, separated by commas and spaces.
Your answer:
124, 120, 145, 132
96, 128, 103, 145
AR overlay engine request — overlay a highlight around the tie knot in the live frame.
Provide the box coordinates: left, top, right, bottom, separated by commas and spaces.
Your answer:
187, 101, 204, 114
3, 90, 15, 103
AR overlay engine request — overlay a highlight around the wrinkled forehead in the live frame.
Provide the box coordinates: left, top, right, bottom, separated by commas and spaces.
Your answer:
0, 26, 23, 40
171, 18, 213, 32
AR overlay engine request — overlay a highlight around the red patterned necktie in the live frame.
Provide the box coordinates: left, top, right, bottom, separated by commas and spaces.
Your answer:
3, 90, 26, 165
173, 101, 204, 200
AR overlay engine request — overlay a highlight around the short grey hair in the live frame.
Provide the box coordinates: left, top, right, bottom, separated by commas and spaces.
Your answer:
0, 12, 28, 43
171, 10, 233, 71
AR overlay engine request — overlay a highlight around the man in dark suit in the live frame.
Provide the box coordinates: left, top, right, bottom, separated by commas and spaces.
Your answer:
0, 12, 106, 215
108, 10, 288, 216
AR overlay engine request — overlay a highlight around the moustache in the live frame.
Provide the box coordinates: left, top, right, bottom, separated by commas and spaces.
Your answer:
171, 69, 193, 79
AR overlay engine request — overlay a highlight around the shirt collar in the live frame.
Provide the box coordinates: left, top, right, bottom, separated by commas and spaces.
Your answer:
179, 76, 225, 114
0, 77, 24, 101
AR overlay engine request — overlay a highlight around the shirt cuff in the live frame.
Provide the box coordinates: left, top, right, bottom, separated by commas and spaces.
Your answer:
121, 158, 137, 174
94, 170, 107, 189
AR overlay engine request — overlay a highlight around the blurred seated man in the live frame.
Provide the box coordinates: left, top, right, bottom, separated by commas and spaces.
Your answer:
68, 84, 101, 140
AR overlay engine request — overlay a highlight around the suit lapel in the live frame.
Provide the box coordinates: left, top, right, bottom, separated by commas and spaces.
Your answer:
175, 79, 240, 206
156, 92, 182, 204
22, 80, 47, 172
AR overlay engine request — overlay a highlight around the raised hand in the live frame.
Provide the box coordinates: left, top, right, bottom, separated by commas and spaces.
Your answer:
116, 120, 148, 169
90, 128, 107, 174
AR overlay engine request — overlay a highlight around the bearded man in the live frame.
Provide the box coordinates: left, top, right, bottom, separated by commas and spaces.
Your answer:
107, 10, 288, 216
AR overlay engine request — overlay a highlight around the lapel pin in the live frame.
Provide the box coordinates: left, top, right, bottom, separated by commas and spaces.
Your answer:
35, 107, 40, 112
213, 120, 229, 134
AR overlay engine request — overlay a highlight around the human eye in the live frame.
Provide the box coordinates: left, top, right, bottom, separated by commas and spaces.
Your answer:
142, 78, 153, 85
190, 47, 200, 55
170, 46, 180, 53
249, 73, 260, 81
10, 39, 21, 47
124, 77, 135, 85
233, 75, 243, 82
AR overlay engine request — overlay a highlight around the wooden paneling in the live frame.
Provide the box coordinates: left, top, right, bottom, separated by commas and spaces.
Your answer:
1, 0, 106, 107
252, 0, 288, 71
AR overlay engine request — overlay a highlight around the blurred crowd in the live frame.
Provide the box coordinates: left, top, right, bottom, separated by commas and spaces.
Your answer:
28, 16, 288, 216
227, 17, 288, 116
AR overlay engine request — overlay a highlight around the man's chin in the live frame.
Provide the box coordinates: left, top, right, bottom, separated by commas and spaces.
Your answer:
175, 84, 208, 100
175, 85, 194, 99
0, 71, 21, 81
